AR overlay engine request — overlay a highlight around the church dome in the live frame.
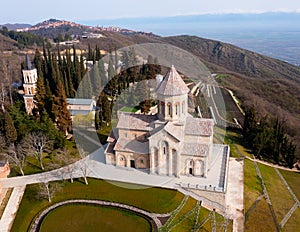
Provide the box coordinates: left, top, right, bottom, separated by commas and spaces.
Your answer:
156, 65, 190, 96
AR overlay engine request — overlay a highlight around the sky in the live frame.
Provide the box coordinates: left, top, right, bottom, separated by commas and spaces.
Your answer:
1, 0, 300, 24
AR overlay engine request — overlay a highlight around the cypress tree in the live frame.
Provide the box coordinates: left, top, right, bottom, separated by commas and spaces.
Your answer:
52, 80, 71, 134
34, 75, 47, 116
95, 45, 101, 61
4, 111, 17, 145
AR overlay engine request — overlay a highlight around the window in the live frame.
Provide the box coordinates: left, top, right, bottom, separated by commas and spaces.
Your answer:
168, 103, 172, 116
140, 159, 144, 164
175, 104, 178, 115
120, 157, 124, 161
164, 147, 166, 154
125, 133, 128, 138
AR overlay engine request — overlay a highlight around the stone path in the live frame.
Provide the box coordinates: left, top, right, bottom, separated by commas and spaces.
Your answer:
0, 186, 26, 232
245, 156, 299, 173
225, 158, 244, 232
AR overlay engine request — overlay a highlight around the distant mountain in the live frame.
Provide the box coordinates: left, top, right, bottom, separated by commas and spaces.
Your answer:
18, 19, 157, 39
1, 23, 32, 31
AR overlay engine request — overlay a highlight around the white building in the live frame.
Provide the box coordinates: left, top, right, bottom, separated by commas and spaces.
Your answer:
105, 66, 229, 178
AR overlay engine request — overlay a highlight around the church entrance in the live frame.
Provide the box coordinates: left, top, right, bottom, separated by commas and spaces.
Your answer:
130, 160, 136, 168
189, 168, 193, 175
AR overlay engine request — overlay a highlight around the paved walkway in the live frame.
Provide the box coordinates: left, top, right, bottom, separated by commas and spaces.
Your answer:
0, 186, 26, 232
225, 158, 244, 232
0, 146, 241, 231
245, 156, 299, 173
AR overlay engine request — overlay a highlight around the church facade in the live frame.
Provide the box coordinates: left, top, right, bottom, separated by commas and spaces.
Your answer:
105, 66, 221, 178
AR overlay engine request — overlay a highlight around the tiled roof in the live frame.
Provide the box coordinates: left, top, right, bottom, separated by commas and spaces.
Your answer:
114, 138, 149, 154
164, 122, 185, 141
105, 142, 115, 155
156, 65, 190, 96
117, 113, 157, 131
182, 143, 209, 156
185, 117, 214, 136
107, 128, 119, 143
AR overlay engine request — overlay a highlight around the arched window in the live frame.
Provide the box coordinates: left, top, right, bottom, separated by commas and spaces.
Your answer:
175, 103, 179, 116
163, 146, 166, 154
161, 101, 165, 115
168, 103, 172, 116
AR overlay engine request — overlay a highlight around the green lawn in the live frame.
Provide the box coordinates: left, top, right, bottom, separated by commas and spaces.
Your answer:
171, 197, 197, 224
258, 163, 295, 223
40, 204, 151, 232
279, 169, 300, 200
244, 159, 263, 213
245, 198, 277, 232
282, 208, 300, 232
11, 178, 184, 232
120, 106, 139, 113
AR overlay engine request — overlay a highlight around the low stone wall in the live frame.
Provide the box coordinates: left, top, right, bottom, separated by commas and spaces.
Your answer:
30, 199, 170, 232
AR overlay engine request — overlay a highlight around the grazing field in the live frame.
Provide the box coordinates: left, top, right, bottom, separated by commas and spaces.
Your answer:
11, 178, 184, 232
40, 204, 151, 232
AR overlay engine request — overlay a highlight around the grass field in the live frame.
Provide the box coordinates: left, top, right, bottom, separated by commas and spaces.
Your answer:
279, 169, 300, 200
282, 208, 300, 232
258, 163, 295, 223
245, 198, 277, 232
40, 204, 151, 232
11, 178, 184, 232
244, 159, 263, 213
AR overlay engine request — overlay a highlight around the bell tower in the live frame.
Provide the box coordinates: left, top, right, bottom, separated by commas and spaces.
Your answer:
156, 66, 190, 122
22, 55, 37, 114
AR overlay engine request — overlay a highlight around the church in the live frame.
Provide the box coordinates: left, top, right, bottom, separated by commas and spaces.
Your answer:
105, 66, 225, 178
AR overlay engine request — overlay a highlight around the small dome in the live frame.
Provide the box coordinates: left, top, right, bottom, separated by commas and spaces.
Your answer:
156, 66, 190, 96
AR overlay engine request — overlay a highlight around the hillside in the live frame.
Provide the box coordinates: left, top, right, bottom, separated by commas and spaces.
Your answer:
160, 35, 300, 157
0, 34, 19, 50
1, 20, 299, 157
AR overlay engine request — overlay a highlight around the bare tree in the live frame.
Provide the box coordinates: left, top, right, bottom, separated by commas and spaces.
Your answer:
6, 144, 27, 176
47, 148, 79, 183
58, 148, 79, 183
78, 146, 89, 185
37, 182, 62, 202
24, 131, 52, 171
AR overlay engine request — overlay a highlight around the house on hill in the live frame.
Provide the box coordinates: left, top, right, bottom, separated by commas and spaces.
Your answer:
105, 66, 229, 179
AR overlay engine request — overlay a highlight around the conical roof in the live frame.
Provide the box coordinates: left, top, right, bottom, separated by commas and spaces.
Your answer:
25, 54, 33, 70
156, 65, 189, 96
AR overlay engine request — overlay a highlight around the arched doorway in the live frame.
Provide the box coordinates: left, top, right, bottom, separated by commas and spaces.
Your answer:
186, 159, 194, 176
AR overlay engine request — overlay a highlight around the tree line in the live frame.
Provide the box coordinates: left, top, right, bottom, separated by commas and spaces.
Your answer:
95, 49, 161, 130
243, 105, 296, 168
0, 27, 48, 48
